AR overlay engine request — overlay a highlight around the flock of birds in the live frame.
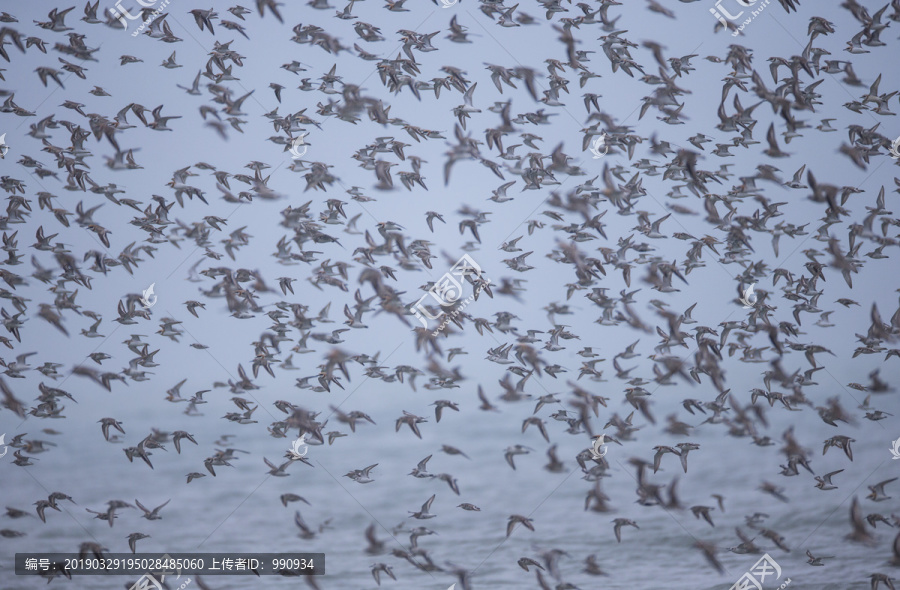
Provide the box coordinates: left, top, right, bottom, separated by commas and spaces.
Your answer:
1, 0, 900, 588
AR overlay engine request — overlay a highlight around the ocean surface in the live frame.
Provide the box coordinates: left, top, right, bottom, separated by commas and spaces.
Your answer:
3, 368, 899, 590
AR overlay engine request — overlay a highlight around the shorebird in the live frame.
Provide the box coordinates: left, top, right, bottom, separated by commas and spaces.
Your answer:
504, 445, 533, 470
135, 499, 170, 520
98, 418, 125, 441
409, 455, 435, 479
395, 411, 427, 438
506, 515, 535, 537
806, 550, 834, 566
868, 478, 898, 502
345, 464, 378, 484
371, 563, 396, 585
409, 495, 436, 519
814, 469, 844, 490
127, 532, 150, 553
612, 518, 639, 542
263, 457, 292, 477
691, 506, 716, 527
